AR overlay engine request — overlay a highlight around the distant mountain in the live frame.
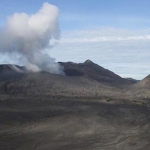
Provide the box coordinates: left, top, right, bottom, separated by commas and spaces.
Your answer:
60, 59, 121, 79
0, 64, 27, 81
0, 64, 25, 74
0, 60, 139, 98
124, 77, 139, 82
59, 59, 137, 88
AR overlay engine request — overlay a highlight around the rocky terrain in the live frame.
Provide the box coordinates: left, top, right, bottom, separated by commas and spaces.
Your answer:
0, 60, 150, 150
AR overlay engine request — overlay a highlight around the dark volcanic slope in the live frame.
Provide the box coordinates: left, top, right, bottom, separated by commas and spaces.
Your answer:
127, 74, 150, 98
0, 64, 25, 73
60, 59, 121, 79
0, 61, 138, 99
60, 60, 121, 79
0, 61, 138, 98
0, 71, 123, 99
59, 60, 137, 88
134, 74, 150, 88
0, 64, 27, 82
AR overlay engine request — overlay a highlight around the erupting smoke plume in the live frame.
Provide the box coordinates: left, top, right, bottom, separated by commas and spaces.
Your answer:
0, 2, 63, 74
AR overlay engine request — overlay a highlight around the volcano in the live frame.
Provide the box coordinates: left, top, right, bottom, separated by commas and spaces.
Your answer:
0, 60, 150, 150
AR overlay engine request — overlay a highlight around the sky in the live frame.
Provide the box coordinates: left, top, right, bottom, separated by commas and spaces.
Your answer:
1, 0, 150, 79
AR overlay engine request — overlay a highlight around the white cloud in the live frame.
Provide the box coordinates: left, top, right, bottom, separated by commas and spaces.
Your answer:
60, 28, 150, 43
0, 2, 63, 74
51, 28, 150, 79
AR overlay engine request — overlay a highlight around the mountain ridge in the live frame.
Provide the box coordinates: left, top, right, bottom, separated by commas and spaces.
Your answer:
0, 60, 140, 98
1, 60, 150, 150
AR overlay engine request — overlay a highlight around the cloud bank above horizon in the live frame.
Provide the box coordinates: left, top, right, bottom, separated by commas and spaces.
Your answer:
50, 28, 150, 80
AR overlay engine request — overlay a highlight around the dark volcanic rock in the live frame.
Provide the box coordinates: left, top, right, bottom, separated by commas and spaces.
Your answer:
0, 64, 25, 74
0, 64, 26, 81
59, 59, 121, 79
59, 60, 137, 87
0, 60, 138, 97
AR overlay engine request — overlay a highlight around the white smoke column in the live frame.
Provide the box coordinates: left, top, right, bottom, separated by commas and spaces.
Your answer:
0, 2, 63, 74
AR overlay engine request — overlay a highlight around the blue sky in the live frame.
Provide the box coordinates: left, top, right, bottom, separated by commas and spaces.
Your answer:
1, 0, 150, 79
1, 0, 150, 30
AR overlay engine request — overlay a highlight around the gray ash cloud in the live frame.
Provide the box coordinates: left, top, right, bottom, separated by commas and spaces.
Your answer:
0, 2, 64, 74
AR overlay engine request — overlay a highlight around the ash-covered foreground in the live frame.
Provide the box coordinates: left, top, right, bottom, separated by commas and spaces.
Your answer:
0, 96, 150, 150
